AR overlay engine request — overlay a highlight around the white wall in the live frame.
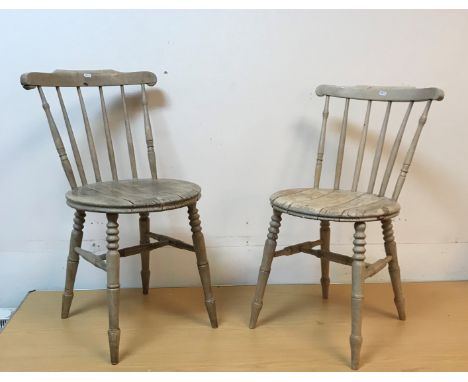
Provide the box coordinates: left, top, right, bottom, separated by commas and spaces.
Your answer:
1, 10, 468, 308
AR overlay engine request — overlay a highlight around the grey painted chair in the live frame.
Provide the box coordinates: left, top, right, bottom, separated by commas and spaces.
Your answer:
21, 70, 218, 364
249, 85, 444, 369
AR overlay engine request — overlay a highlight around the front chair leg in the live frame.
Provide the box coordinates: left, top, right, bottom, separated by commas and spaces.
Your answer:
62, 210, 86, 319
350, 221, 366, 370
106, 213, 121, 365
320, 220, 331, 299
381, 219, 406, 320
188, 204, 218, 328
249, 209, 282, 329
139, 212, 151, 295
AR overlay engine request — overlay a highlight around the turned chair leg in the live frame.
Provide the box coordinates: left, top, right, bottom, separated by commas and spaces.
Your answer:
139, 212, 151, 295
188, 204, 218, 328
350, 222, 366, 370
320, 220, 331, 299
249, 209, 282, 329
62, 210, 86, 319
106, 213, 121, 365
381, 219, 406, 320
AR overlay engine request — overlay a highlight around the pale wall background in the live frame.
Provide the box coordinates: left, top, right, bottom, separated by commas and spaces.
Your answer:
1, 10, 468, 308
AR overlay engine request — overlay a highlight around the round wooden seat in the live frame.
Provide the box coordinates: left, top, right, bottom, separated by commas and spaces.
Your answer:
270, 188, 400, 222
66, 179, 201, 213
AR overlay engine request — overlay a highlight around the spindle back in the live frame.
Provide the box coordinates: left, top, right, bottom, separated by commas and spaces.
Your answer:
313, 85, 444, 200
21, 69, 158, 189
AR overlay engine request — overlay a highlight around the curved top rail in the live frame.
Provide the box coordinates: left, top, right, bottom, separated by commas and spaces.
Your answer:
316, 84, 444, 102
21, 69, 157, 89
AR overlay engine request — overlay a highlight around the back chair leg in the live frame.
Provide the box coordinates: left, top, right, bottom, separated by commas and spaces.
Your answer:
381, 219, 406, 320
106, 213, 121, 365
139, 212, 151, 295
249, 209, 282, 329
320, 220, 331, 299
350, 222, 366, 370
188, 204, 218, 328
62, 210, 86, 319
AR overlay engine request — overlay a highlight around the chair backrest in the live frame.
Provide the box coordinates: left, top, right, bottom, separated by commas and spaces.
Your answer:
21, 69, 158, 189
313, 84, 444, 200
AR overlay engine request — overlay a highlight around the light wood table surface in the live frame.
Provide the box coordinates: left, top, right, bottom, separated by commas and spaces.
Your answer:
0, 282, 467, 371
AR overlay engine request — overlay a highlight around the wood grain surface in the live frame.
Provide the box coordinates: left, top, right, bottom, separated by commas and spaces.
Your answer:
1, 282, 467, 371
270, 188, 400, 222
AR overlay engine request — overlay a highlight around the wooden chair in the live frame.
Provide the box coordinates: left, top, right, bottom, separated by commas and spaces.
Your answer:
249, 85, 444, 369
20, 70, 218, 364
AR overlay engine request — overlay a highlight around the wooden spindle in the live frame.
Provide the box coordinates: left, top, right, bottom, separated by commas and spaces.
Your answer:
120, 86, 138, 179
392, 101, 432, 200
351, 101, 372, 191
56, 87, 87, 185
250, 210, 282, 329
139, 212, 150, 294
188, 204, 218, 328
314, 96, 330, 188
38, 87, 77, 189
367, 101, 392, 194
350, 221, 366, 370
334, 98, 350, 190
62, 210, 86, 318
378, 102, 414, 196
141, 85, 157, 179
77, 87, 101, 182
320, 220, 331, 299
106, 213, 120, 365
99, 87, 118, 181
381, 219, 406, 320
